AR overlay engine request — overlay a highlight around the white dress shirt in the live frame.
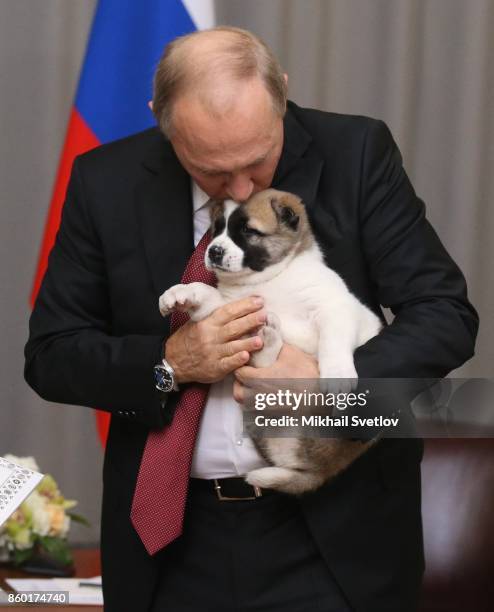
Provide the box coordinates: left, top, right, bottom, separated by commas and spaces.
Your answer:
188, 181, 269, 478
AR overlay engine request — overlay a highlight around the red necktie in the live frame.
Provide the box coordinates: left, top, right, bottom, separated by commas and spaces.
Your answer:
130, 229, 216, 555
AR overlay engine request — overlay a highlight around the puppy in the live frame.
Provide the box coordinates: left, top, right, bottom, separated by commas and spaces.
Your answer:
159, 189, 382, 495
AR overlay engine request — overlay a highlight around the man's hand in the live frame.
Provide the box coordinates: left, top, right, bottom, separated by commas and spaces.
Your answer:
233, 343, 319, 404
164, 297, 266, 384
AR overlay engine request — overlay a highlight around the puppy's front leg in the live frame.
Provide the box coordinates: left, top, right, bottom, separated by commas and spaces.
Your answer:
248, 312, 283, 368
159, 282, 225, 321
316, 307, 359, 394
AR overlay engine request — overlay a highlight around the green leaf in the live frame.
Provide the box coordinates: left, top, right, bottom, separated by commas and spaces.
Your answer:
12, 547, 34, 566
38, 537, 73, 567
67, 512, 90, 527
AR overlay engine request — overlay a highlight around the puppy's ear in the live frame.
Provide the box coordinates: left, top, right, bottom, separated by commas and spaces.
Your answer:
209, 200, 226, 236
209, 199, 222, 218
270, 197, 299, 231
209, 200, 223, 223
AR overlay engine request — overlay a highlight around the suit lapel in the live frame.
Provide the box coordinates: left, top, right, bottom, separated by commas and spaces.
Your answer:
273, 106, 343, 252
272, 106, 324, 210
134, 134, 194, 297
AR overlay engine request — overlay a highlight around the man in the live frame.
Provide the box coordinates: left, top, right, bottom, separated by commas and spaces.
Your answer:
25, 27, 478, 612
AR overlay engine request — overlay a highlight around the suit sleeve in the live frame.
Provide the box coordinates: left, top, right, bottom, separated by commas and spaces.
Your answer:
24, 157, 179, 429
354, 120, 479, 380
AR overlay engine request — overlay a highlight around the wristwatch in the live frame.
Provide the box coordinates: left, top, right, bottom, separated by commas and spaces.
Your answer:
153, 358, 179, 393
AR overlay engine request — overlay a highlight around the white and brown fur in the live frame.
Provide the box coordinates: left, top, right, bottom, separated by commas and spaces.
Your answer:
159, 189, 382, 495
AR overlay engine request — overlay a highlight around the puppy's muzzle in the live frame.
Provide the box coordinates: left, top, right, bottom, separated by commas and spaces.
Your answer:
208, 244, 225, 266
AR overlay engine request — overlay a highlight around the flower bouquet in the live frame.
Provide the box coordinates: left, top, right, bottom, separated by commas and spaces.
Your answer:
0, 455, 89, 576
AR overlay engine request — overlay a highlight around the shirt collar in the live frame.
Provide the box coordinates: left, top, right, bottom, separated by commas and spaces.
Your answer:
192, 180, 211, 213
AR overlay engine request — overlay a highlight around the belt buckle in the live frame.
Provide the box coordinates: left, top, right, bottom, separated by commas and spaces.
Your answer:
213, 478, 262, 501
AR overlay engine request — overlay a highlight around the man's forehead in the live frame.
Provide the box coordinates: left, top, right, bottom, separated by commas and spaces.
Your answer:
171, 79, 279, 149
177, 124, 278, 171
175, 111, 276, 152
192, 147, 274, 175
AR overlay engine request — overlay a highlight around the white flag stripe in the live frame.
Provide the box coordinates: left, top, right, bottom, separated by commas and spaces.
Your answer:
182, 0, 215, 30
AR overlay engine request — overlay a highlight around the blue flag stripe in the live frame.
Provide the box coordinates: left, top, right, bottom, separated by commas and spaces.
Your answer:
75, 0, 196, 143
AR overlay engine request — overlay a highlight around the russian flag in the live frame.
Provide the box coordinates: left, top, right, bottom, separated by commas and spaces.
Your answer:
30, 0, 214, 446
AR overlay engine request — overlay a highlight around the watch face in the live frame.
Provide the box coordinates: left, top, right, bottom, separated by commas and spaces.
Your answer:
154, 365, 173, 392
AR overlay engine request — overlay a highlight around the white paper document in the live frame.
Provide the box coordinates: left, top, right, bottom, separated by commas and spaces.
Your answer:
0, 456, 44, 526
5, 576, 103, 606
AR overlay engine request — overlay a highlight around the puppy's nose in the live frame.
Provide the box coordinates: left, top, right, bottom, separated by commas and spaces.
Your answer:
208, 244, 225, 264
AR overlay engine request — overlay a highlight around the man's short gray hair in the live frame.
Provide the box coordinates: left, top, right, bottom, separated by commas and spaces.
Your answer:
152, 26, 287, 137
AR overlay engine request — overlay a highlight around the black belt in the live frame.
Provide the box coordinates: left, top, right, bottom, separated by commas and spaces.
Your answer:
189, 477, 275, 501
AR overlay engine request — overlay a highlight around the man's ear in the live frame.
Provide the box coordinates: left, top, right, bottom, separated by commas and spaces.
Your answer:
148, 100, 153, 111
283, 73, 288, 85
270, 197, 299, 231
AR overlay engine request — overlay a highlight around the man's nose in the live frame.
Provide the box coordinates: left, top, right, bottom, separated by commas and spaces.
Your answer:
226, 173, 254, 202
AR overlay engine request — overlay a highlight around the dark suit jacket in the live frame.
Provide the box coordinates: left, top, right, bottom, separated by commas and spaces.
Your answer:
25, 102, 478, 612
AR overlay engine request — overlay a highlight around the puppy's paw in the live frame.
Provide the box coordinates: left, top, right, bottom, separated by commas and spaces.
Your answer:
245, 466, 295, 490
249, 312, 283, 368
265, 311, 281, 333
159, 282, 214, 318
247, 466, 326, 495
318, 356, 358, 394
159, 284, 193, 316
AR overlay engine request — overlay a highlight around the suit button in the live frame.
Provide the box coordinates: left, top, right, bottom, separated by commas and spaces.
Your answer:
130, 410, 136, 417
117, 410, 123, 416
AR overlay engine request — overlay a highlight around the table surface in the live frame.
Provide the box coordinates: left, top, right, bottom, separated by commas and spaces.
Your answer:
0, 548, 102, 611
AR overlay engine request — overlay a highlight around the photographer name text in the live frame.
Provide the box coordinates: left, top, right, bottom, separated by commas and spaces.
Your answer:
253, 414, 399, 428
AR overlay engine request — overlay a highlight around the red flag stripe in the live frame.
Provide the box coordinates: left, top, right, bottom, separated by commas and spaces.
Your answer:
96, 411, 111, 448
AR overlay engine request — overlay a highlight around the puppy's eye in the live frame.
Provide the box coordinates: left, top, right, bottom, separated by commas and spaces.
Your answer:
241, 224, 263, 237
